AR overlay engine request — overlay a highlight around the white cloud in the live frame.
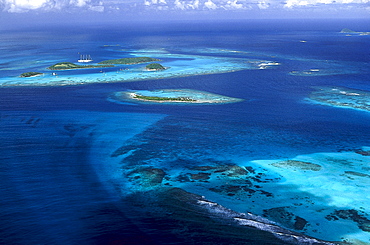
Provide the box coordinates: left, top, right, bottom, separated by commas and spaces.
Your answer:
257, 1, 270, 9
283, 0, 370, 8
317, 0, 333, 3
89, 4, 104, 11
204, 0, 217, 9
5, 0, 49, 12
224, 0, 244, 9
187, 0, 200, 9
0, 0, 103, 12
174, 0, 186, 9
157, 5, 169, 9
144, 0, 166, 7
1, 0, 369, 15
70, 0, 90, 7
284, 0, 309, 8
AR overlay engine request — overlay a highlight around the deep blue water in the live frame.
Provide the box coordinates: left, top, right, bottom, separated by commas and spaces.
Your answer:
1, 19, 370, 244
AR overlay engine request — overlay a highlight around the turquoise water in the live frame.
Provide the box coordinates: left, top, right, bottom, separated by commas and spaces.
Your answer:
1, 20, 370, 244
308, 86, 370, 113
0, 48, 274, 86
109, 89, 243, 104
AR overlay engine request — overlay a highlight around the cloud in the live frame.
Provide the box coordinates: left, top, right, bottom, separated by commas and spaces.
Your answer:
224, 0, 245, 9
174, 0, 186, 9
284, 0, 311, 8
3, 0, 50, 12
257, 1, 270, 9
283, 0, 370, 8
1, 0, 369, 16
204, 0, 217, 9
188, 0, 200, 9
89, 1, 104, 11
89, 5, 104, 11
70, 0, 89, 7
0, 0, 103, 13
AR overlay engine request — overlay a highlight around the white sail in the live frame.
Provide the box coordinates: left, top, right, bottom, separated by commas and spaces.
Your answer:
78, 54, 93, 63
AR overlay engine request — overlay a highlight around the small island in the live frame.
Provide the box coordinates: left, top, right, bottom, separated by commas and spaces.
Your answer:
133, 94, 196, 102
0, 51, 259, 87
145, 63, 166, 71
98, 57, 161, 65
340, 28, 356, 33
48, 62, 113, 70
109, 89, 243, 105
340, 28, 370, 35
20, 72, 43, 78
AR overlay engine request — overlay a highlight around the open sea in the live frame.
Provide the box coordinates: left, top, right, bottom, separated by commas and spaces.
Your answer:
1, 19, 370, 244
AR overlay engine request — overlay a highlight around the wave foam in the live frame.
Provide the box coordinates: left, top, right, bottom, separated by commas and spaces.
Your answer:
197, 199, 338, 245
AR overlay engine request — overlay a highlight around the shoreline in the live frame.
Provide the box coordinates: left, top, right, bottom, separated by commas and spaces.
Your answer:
21, 74, 43, 78
1, 63, 250, 87
0, 51, 280, 87
117, 89, 244, 105
145, 67, 169, 72
128, 92, 217, 104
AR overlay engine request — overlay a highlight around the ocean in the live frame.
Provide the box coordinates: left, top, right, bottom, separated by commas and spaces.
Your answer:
0, 19, 370, 244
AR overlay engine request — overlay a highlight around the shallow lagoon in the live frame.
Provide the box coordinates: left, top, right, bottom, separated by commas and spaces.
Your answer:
113, 120, 370, 243
1, 21, 370, 245
0, 49, 278, 87
308, 86, 370, 112
109, 89, 243, 105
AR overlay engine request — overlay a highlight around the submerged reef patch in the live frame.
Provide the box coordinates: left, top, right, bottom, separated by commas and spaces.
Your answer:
308, 86, 370, 113
125, 187, 337, 245
271, 160, 322, 171
326, 209, 370, 232
344, 171, 370, 178
126, 167, 166, 189
263, 207, 308, 231
111, 118, 369, 243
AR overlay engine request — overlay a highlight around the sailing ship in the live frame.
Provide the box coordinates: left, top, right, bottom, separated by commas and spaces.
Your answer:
78, 54, 93, 63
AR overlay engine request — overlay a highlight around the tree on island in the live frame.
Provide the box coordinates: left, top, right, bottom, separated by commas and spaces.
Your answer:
48, 62, 112, 70
98, 57, 161, 65
133, 94, 196, 102
20, 72, 43, 77
145, 63, 166, 71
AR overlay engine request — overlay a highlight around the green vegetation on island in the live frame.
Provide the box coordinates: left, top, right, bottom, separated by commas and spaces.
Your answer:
110, 89, 244, 105
48, 62, 113, 70
133, 94, 196, 102
145, 63, 166, 71
98, 57, 161, 65
20, 72, 43, 77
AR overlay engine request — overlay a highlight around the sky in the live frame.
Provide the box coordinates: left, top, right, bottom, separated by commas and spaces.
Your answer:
0, 0, 369, 28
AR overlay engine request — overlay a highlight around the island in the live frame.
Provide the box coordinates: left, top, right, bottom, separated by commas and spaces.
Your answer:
98, 57, 161, 65
108, 89, 244, 105
133, 94, 196, 102
145, 63, 166, 71
340, 28, 356, 33
20, 72, 43, 77
340, 28, 370, 35
48, 62, 113, 70
0, 50, 267, 87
